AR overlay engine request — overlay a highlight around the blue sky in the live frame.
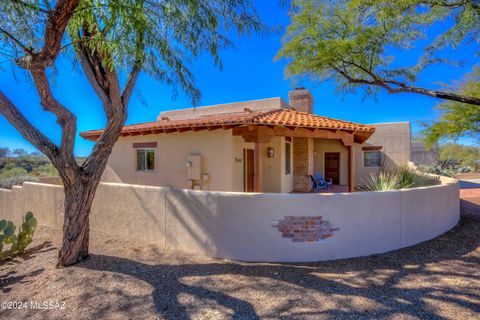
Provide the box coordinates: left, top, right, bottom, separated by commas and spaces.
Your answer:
0, 1, 477, 156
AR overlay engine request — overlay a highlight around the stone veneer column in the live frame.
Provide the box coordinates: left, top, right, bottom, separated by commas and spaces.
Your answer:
293, 137, 314, 192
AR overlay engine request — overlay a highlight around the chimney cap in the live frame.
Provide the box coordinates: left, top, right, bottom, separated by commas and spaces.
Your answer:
294, 87, 305, 90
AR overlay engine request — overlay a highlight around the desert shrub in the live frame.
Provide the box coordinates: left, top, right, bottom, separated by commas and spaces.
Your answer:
32, 163, 58, 177
418, 163, 452, 177
0, 167, 28, 179
358, 166, 440, 191
395, 166, 440, 188
0, 156, 58, 178
357, 171, 405, 191
0, 212, 37, 260
0, 176, 39, 189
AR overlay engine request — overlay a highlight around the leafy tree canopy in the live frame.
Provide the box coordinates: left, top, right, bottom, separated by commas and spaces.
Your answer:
277, 0, 480, 105
422, 67, 480, 146
1, 0, 264, 104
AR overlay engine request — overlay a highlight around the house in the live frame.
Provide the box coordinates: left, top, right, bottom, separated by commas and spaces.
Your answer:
81, 88, 411, 193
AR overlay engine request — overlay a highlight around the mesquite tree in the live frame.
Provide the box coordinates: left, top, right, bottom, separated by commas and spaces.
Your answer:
277, 0, 480, 106
0, 0, 263, 266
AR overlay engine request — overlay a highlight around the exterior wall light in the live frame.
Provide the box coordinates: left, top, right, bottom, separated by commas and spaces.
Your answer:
267, 147, 274, 158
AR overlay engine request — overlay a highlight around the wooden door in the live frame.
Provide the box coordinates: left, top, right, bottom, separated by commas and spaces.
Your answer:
244, 149, 254, 192
324, 152, 340, 184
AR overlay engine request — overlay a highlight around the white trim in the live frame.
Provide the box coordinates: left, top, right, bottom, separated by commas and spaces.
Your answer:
136, 148, 156, 172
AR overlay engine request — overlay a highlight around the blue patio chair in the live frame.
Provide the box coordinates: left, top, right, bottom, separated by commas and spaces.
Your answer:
315, 173, 333, 190
309, 175, 330, 192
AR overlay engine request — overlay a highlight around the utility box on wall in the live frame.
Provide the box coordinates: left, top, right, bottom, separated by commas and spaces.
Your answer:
186, 155, 202, 180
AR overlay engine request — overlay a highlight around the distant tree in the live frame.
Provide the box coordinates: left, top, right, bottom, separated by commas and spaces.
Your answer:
29, 151, 43, 158
422, 67, 480, 146
12, 148, 28, 158
0, 148, 8, 158
0, 0, 263, 266
277, 0, 480, 105
439, 143, 480, 171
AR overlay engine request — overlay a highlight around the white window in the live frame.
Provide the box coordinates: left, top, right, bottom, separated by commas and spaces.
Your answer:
137, 149, 155, 171
364, 151, 381, 167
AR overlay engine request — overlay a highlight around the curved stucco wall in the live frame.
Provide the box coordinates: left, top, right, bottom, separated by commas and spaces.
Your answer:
0, 176, 459, 262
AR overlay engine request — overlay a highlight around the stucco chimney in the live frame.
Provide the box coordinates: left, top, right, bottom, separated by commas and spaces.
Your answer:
288, 88, 313, 113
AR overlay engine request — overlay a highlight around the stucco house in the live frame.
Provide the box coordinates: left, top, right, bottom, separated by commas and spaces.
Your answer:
81, 88, 411, 193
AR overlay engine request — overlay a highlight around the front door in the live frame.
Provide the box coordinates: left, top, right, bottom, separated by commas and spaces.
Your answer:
324, 152, 340, 184
243, 149, 254, 192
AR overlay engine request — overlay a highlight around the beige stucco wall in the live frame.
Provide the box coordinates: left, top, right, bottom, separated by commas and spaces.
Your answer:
101, 122, 410, 192
104, 130, 294, 193
0, 176, 459, 262
103, 130, 238, 191
356, 122, 411, 184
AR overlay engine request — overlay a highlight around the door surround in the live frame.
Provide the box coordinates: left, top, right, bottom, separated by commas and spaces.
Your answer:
324, 152, 340, 185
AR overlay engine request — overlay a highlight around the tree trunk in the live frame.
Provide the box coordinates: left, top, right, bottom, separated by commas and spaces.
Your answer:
57, 176, 101, 267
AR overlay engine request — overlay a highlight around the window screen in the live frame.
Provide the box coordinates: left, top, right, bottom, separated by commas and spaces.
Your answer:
364, 151, 381, 167
137, 149, 155, 171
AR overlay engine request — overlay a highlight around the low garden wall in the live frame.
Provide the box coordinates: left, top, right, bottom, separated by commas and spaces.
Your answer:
0, 176, 459, 262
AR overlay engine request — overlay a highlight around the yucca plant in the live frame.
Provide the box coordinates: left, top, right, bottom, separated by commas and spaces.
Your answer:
358, 166, 441, 191
394, 166, 422, 189
357, 171, 408, 191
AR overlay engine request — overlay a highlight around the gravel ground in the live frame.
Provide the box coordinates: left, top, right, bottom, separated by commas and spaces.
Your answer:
1, 216, 480, 320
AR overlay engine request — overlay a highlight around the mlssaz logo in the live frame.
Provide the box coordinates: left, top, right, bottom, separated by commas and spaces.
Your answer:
271, 216, 339, 242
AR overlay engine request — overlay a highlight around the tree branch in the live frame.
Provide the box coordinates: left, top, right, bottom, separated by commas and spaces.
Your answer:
0, 27, 34, 55
0, 91, 58, 159
74, 40, 111, 106
333, 66, 480, 106
72, 20, 126, 176
30, 69, 78, 162
121, 31, 145, 106
16, 0, 80, 70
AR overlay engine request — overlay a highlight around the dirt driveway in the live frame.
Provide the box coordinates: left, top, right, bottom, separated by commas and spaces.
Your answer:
1, 213, 480, 320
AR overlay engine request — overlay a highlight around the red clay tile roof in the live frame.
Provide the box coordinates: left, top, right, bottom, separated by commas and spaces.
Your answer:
80, 109, 375, 141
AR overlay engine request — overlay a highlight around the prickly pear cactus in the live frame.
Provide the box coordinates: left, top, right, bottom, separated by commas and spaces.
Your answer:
0, 212, 37, 259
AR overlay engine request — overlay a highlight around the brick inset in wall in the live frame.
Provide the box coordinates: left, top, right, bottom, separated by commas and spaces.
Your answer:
271, 216, 339, 242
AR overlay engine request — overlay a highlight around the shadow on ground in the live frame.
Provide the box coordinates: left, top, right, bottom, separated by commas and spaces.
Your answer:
0, 241, 54, 293
76, 216, 480, 319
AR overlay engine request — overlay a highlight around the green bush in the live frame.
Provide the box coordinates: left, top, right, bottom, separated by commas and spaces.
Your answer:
0, 167, 28, 179
358, 166, 440, 191
0, 212, 37, 260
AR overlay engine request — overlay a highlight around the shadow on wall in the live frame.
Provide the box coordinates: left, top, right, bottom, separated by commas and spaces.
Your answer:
356, 150, 400, 187
75, 215, 480, 319
165, 189, 219, 255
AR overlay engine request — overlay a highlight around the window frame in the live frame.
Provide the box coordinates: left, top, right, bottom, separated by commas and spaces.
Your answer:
363, 150, 381, 168
136, 148, 156, 171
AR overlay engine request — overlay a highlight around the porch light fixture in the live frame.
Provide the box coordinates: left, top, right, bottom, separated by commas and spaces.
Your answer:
267, 147, 274, 158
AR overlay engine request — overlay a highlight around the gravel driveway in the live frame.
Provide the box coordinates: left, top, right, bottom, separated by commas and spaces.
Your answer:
1, 216, 480, 320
